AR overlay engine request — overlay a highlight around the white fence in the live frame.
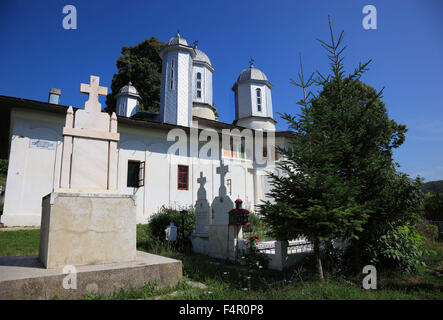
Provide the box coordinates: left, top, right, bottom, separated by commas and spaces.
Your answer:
238, 237, 313, 271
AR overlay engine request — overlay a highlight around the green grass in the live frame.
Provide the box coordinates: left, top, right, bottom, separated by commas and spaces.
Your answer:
1, 226, 442, 300
0, 229, 40, 256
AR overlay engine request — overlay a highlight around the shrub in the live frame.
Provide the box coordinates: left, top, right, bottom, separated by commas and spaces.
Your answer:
365, 225, 428, 273
0, 159, 7, 176
424, 192, 443, 221
243, 212, 269, 240
417, 222, 439, 242
240, 238, 270, 270
148, 206, 195, 251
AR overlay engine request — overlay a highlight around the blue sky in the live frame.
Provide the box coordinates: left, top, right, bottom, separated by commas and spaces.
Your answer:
0, 0, 442, 181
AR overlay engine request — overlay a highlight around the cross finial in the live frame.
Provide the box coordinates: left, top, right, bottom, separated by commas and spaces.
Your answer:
80, 75, 108, 113
249, 57, 254, 68
193, 40, 198, 48
176, 29, 180, 37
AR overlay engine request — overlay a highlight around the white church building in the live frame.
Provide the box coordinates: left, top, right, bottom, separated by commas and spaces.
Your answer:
0, 32, 294, 226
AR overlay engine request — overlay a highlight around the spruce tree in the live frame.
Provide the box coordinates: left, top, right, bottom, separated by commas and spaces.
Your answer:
259, 16, 419, 279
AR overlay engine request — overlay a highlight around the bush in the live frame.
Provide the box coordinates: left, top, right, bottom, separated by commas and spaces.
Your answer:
148, 206, 195, 251
240, 239, 270, 270
417, 222, 439, 242
243, 212, 269, 240
365, 225, 429, 273
0, 159, 7, 176
424, 192, 443, 221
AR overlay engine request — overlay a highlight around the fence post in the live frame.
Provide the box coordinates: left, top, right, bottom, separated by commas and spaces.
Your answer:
274, 241, 288, 271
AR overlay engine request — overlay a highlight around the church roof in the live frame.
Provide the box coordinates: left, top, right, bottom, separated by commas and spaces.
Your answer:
116, 82, 141, 98
237, 67, 268, 82
167, 32, 188, 46
0, 95, 295, 139
193, 48, 212, 66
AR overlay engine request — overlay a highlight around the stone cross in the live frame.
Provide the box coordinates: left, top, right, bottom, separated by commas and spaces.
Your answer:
216, 161, 229, 197
80, 75, 108, 113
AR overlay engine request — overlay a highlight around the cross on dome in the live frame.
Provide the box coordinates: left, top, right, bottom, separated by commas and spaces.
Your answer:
249, 57, 254, 68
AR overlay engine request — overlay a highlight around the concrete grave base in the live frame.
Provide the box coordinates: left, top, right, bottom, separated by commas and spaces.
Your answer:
0, 251, 182, 300
39, 192, 137, 269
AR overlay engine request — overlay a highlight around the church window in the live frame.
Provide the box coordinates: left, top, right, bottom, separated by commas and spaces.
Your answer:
256, 88, 262, 112
170, 59, 174, 90
127, 160, 145, 188
240, 140, 245, 159
178, 165, 189, 190
227, 179, 232, 195
196, 72, 202, 98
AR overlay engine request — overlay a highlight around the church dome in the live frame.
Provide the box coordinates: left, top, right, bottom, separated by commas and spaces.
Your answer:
167, 32, 188, 46
193, 48, 212, 66
117, 82, 140, 96
237, 67, 268, 82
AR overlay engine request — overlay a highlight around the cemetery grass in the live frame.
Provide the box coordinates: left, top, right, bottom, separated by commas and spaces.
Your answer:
0, 226, 442, 300
0, 228, 40, 256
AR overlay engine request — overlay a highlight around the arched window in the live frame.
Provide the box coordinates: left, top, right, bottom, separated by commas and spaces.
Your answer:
170, 59, 174, 90
256, 88, 262, 111
196, 72, 202, 98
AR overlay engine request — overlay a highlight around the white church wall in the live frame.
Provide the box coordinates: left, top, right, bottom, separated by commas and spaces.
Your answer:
2, 107, 279, 226
2, 109, 64, 226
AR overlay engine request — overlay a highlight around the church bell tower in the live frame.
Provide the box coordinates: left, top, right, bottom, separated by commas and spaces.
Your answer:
159, 31, 196, 127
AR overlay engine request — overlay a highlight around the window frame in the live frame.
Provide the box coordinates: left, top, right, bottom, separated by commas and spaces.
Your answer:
196, 72, 202, 99
170, 59, 174, 90
256, 88, 262, 112
127, 160, 143, 188
177, 165, 189, 190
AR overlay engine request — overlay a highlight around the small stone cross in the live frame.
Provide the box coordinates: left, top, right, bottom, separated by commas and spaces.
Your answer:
80, 75, 108, 113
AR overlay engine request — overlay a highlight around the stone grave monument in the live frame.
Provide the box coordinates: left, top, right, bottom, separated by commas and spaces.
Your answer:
206, 161, 243, 261
190, 172, 211, 254
39, 75, 136, 268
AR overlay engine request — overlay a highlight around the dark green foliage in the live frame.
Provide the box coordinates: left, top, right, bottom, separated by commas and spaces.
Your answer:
423, 180, 443, 194
417, 223, 439, 241
424, 192, 443, 221
364, 225, 428, 273
148, 206, 195, 251
0, 159, 7, 175
105, 37, 166, 114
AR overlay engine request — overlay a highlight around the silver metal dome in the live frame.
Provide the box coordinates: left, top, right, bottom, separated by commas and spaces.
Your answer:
167, 32, 188, 46
193, 48, 212, 66
117, 82, 141, 98
237, 67, 268, 82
